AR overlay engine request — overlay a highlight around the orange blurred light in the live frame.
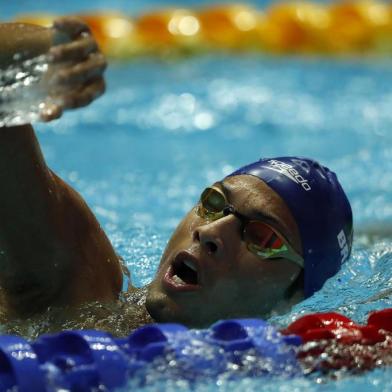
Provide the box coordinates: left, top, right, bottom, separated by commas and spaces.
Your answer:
77, 13, 138, 58
135, 9, 202, 53
326, 1, 392, 53
259, 2, 331, 53
197, 4, 264, 50
11, 2, 392, 58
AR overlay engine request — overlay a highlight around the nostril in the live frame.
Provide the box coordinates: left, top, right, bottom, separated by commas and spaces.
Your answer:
206, 241, 218, 253
193, 230, 200, 242
194, 228, 219, 253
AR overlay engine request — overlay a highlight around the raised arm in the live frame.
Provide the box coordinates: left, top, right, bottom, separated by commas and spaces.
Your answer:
0, 19, 123, 318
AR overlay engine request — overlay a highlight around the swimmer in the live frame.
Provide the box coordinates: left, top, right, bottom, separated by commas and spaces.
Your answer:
0, 19, 353, 334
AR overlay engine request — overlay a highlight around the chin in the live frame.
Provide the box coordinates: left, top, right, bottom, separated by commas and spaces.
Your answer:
145, 284, 213, 327
145, 284, 185, 324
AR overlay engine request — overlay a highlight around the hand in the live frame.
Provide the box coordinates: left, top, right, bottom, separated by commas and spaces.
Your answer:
40, 17, 107, 122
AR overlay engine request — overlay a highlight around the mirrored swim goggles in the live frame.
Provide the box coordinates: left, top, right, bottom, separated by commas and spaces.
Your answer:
196, 186, 304, 268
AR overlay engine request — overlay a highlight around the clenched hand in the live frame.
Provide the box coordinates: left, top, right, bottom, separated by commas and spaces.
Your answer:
41, 17, 107, 121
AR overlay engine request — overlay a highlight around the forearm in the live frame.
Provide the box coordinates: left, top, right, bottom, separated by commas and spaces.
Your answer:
0, 23, 52, 69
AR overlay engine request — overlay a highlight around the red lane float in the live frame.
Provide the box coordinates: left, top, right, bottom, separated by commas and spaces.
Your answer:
368, 308, 392, 332
283, 309, 391, 344
283, 309, 392, 374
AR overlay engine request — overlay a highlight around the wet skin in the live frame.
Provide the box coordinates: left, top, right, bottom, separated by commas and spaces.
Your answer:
146, 175, 303, 328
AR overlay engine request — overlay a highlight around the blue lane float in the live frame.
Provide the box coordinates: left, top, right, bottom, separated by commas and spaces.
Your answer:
0, 319, 302, 391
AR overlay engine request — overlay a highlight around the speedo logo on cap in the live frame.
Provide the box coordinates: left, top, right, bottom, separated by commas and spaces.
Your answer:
337, 229, 349, 264
266, 160, 311, 191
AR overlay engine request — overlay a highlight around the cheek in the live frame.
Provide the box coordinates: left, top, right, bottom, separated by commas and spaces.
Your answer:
236, 258, 298, 297
159, 210, 199, 262
263, 262, 300, 287
198, 277, 244, 319
170, 209, 200, 241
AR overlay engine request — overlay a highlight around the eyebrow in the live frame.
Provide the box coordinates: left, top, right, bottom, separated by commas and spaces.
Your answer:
214, 181, 292, 242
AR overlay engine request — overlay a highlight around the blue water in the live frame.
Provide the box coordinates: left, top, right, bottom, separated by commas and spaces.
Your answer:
37, 57, 392, 392
3, 1, 392, 391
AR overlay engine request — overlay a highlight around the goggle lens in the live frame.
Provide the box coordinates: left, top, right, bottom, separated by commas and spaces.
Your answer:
200, 187, 226, 215
197, 186, 303, 266
243, 221, 284, 250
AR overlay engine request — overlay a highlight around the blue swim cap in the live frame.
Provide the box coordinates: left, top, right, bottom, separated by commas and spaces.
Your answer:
228, 157, 353, 298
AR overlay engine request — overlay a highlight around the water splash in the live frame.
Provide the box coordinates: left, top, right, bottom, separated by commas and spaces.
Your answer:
0, 54, 51, 127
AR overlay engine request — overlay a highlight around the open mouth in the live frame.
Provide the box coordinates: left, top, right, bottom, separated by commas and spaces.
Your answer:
172, 258, 198, 285
163, 253, 201, 291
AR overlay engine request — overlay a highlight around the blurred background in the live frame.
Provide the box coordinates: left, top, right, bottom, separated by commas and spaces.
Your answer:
2, 1, 327, 19
3, 0, 392, 58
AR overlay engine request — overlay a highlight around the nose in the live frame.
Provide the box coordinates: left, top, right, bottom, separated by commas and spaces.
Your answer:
193, 215, 238, 255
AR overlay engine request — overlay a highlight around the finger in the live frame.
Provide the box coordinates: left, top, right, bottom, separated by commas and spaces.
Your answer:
50, 35, 98, 62
53, 17, 91, 39
39, 102, 63, 122
60, 78, 106, 109
53, 52, 107, 86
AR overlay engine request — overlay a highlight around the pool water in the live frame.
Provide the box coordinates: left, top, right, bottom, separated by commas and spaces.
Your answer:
34, 56, 392, 391
3, 1, 392, 390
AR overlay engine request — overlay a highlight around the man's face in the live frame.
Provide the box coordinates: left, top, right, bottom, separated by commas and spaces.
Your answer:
146, 175, 303, 327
